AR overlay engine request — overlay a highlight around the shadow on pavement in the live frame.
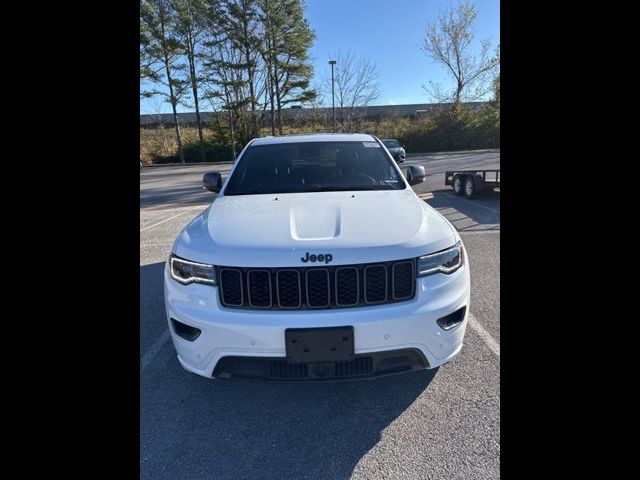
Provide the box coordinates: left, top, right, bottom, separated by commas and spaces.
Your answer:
425, 189, 500, 231
140, 262, 438, 480
140, 185, 214, 210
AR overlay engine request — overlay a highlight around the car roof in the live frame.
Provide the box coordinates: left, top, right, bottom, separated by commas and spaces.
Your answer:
382, 138, 398, 141
250, 133, 377, 146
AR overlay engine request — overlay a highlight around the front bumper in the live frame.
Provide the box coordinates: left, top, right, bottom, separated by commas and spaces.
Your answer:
392, 152, 406, 162
163, 259, 470, 380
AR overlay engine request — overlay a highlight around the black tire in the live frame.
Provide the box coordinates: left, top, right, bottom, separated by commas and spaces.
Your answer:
464, 176, 476, 198
453, 175, 464, 195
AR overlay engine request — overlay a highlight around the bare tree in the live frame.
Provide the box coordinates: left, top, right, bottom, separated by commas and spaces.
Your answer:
259, 0, 317, 136
201, 28, 244, 158
325, 50, 380, 132
421, 1, 498, 104
140, 19, 164, 98
141, 0, 189, 163
174, 0, 209, 162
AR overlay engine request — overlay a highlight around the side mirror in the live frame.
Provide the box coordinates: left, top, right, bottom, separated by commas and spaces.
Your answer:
203, 172, 223, 193
404, 165, 426, 186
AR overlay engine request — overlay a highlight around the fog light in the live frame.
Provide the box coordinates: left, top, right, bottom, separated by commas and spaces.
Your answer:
170, 318, 201, 341
436, 306, 466, 331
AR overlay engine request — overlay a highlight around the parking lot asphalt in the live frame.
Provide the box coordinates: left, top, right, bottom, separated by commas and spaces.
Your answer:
140, 150, 500, 480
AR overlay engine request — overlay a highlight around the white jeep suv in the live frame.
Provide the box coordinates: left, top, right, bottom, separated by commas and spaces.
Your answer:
164, 133, 470, 381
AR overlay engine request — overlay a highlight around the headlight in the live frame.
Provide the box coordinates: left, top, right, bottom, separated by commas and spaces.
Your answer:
417, 241, 463, 276
170, 255, 217, 285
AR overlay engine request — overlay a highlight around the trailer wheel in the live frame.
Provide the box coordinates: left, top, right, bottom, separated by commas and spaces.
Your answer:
453, 175, 464, 195
464, 176, 477, 198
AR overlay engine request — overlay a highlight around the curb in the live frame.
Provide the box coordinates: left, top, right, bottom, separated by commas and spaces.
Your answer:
407, 149, 500, 157
142, 161, 234, 167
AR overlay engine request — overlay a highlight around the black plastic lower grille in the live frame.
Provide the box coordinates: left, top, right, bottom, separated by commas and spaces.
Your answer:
217, 260, 416, 310
266, 357, 373, 379
335, 356, 373, 377
213, 349, 429, 381
269, 361, 309, 379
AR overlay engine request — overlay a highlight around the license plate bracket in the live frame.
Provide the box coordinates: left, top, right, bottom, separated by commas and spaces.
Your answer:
285, 326, 354, 363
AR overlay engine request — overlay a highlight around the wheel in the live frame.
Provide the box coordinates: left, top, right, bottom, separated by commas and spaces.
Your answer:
453, 175, 464, 195
464, 176, 476, 198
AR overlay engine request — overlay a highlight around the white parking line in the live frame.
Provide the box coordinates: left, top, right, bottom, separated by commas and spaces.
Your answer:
444, 193, 501, 214
140, 329, 170, 373
140, 206, 205, 232
458, 229, 500, 235
140, 243, 176, 248
468, 313, 500, 357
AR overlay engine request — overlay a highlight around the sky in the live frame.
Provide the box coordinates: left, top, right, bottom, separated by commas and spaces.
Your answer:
140, 0, 500, 114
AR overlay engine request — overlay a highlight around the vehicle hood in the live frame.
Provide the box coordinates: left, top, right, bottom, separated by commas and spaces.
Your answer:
173, 189, 456, 267
387, 147, 404, 153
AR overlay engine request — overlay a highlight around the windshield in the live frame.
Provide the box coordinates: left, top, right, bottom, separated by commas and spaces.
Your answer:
224, 141, 406, 195
383, 139, 400, 148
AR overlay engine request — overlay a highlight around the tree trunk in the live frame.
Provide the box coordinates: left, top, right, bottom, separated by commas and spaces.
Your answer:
241, 11, 258, 138
227, 107, 236, 159
455, 79, 463, 105
160, 10, 184, 163
273, 61, 283, 135
248, 65, 258, 137
169, 96, 185, 163
268, 60, 276, 136
263, 2, 275, 136
187, 34, 206, 162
